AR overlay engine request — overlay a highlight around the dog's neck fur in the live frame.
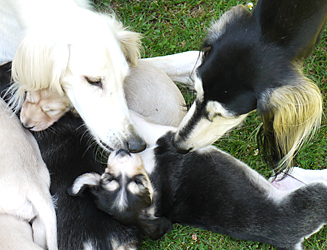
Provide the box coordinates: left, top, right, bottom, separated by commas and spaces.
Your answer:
149, 132, 185, 217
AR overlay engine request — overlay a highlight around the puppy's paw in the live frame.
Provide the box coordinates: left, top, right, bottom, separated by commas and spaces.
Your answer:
139, 216, 172, 240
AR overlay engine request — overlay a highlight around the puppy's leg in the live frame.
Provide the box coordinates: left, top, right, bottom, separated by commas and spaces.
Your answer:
31, 217, 46, 248
29, 189, 58, 250
270, 167, 327, 191
0, 214, 43, 250
138, 215, 172, 240
140, 51, 201, 86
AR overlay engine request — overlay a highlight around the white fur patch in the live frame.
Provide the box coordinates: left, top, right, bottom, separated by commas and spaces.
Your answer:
194, 75, 204, 101
114, 186, 128, 212
71, 173, 100, 195
139, 146, 157, 175
111, 238, 137, 250
175, 99, 248, 151
104, 180, 120, 192
83, 240, 95, 250
127, 182, 139, 195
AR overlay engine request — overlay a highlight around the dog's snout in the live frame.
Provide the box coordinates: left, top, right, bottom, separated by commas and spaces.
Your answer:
116, 149, 130, 156
22, 122, 34, 130
126, 136, 146, 153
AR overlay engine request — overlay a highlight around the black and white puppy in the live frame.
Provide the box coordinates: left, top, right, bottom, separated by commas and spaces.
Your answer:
172, 0, 327, 174
70, 149, 172, 241
31, 113, 143, 250
73, 112, 327, 250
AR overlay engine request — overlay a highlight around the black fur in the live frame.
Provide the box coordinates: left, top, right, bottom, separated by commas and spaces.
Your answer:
198, 0, 327, 115
34, 113, 142, 250
0, 62, 12, 102
85, 173, 152, 226
150, 132, 327, 250
177, 0, 327, 171
72, 149, 173, 240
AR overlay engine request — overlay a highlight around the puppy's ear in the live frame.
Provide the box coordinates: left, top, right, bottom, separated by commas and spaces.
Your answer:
253, 0, 327, 61
68, 173, 101, 196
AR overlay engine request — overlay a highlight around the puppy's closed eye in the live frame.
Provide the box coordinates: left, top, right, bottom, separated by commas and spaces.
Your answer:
42, 107, 64, 117
101, 175, 120, 191
133, 175, 145, 186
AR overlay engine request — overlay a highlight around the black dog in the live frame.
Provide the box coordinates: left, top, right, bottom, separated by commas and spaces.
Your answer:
0, 62, 12, 102
73, 112, 327, 250
172, 0, 327, 174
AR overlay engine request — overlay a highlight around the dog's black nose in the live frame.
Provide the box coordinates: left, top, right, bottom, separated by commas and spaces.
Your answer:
22, 123, 34, 130
126, 137, 146, 153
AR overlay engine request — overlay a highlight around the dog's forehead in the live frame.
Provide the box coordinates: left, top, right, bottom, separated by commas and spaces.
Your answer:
39, 89, 62, 99
68, 45, 110, 71
26, 91, 41, 103
66, 43, 129, 83
206, 5, 251, 44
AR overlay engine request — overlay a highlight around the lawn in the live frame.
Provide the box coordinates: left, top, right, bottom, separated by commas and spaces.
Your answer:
94, 0, 327, 249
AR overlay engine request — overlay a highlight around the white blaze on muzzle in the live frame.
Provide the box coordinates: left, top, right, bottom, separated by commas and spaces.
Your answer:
174, 98, 248, 152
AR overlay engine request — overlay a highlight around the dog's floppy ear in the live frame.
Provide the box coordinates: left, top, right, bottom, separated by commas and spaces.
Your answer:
114, 26, 141, 67
253, 0, 327, 61
68, 173, 101, 196
117, 29, 141, 67
100, 14, 141, 67
11, 31, 69, 109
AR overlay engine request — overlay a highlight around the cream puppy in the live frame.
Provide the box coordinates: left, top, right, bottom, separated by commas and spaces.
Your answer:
0, 98, 57, 250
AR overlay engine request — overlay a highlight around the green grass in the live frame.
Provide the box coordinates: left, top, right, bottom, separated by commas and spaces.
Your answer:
94, 0, 327, 249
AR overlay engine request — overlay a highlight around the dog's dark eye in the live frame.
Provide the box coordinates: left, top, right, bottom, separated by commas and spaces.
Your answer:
102, 175, 114, 185
85, 76, 103, 88
201, 44, 212, 61
133, 177, 143, 186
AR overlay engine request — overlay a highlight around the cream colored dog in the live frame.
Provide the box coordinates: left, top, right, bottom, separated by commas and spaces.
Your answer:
20, 60, 187, 131
0, 98, 57, 250
0, 214, 43, 250
7, 0, 146, 153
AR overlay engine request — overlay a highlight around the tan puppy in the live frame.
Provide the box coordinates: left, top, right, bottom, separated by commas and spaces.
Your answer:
20, 60, 187, 131
21, 89, 72, 131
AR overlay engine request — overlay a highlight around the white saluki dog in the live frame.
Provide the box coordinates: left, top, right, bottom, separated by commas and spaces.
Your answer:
0, 98, 57, 250
1, 0, 147, 153
16, 60, 187, 131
